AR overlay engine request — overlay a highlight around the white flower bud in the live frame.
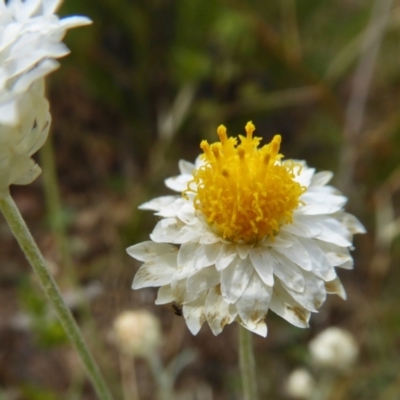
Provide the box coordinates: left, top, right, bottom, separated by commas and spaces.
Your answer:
112, 310, 162, 357
309, 327, 359, 371
286, 368, 315, 399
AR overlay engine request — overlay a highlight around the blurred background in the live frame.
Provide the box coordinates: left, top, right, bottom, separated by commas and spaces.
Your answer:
1, 0, 400, 399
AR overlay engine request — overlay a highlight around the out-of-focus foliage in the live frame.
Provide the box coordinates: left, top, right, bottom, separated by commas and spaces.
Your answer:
57, 0, 400, 186
18, 279, 68, 347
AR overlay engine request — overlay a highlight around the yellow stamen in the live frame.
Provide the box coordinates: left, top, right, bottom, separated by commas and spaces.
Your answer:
186, 122, 305, 243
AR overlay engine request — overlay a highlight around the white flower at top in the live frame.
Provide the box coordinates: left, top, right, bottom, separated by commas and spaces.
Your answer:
0, 0, 91, 123
0, 0, 91, 191
127, 122, 366, 337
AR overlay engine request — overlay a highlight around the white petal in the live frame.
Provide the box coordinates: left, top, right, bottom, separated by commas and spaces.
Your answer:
11, 160, 41, 185
221, 257, 253, 304
179, 159, 196, 175
170, 278, 199, 304
293, 165, 315, 187
236, 273, 271, 328
281, 272, 326, 312
139, 195, 177, 212
307, 185, 340, 195
155, 285, 174, 304
165, 173, 192, 192
193, 242, 221, 267
182, 292, 207, 335
132, 253, 177, 289
325, 278, 347, 300
42, 0, 63, 15
314, 218, 352, 247
336, 212, 366, 234
13, 58, 59, 92
59, 15, 92, 29
269, 282, 311, 328
0, 98, 20, 125
155, 197, 188, 218
150, 218, 202, 244
274, 237, 312, 271
198, 230, 221, 244
262, 235, 293, 248
299, 192, 347, 215
126, 241, 177, 262
249, 247, 274, 286
310, 171, 333, 186
271, 252, 305, 292
177, 242, 201, 270
239, 319, 268, 337
172, 267, 197, 282
178, 242, 220, 272
187, 266, 220, 295
205, 287, 237, 335
337, 259, 353, 270
316, 241, 352, 267
236, 243, 252, 259
284, 213, 322, 238
297, 238, 337, 281
176, 202, 198, 225
215, 243, 237, 271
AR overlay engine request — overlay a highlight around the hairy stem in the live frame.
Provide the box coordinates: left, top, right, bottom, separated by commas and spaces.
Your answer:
0, 190, 114, 400
239, 325, 259, 400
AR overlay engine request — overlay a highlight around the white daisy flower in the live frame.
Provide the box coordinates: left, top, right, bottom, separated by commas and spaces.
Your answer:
0, 0, 91, 191
127, 122, 365, 337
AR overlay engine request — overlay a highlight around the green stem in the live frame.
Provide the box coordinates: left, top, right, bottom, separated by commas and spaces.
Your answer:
146, 353, 174, 400
239, 325, 259, 400
40, 137, 121, 394
0, 190, 114, 400
310, 371, 335, 400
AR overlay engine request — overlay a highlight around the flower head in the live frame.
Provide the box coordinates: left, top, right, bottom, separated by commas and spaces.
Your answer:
188, 123, 304, 243
127, 123, 365, 337
0, 0, 91, 191
309, 327, 359, 371
286, 368, 315, 399
112, 310, 162, 358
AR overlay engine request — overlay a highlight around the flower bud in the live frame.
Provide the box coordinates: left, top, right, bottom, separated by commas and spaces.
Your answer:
286, 368, 315, 399
112, 310, 162, 357
309, 327, 358, 371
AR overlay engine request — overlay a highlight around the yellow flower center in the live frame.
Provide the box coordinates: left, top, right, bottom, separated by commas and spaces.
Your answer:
187, 122, 305, 243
